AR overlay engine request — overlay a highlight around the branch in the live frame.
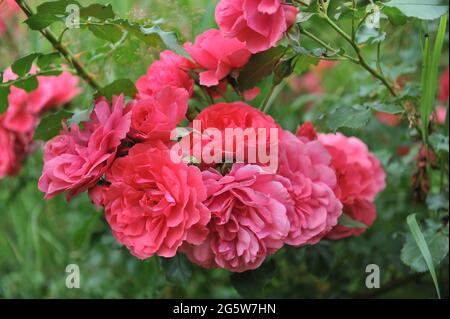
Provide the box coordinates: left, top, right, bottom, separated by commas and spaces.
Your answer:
15, 0, 101, 91
320, 13, 398, 97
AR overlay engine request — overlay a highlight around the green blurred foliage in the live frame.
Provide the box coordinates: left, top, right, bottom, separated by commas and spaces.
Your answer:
0, 0, 448, 298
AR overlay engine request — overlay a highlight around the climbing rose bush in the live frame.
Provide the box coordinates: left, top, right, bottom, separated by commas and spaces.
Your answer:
34, 0, 388, 273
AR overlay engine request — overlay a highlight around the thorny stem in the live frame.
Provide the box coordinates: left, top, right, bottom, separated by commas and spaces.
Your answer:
299, 26, 359, 63
15, 0, 101, 91
320, 12, 398, 97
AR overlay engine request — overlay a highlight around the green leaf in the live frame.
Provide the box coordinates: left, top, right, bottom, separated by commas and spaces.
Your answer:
326, 104, 372, 131
230, 259, 276, 298
140, 25, 189, 59
88, 24, 123, 43
36, 52, 62, 69
339, 214, 368, 229
383, 6, 408, 26
13, 76, 39, 92
294, 55, 320, 75
159, 254, 192, 284
95, 79, 137, 101
0, 86, 11, 113
72, 213, 101, 248
355, 26, 386, 45
237, 46, 286, 90
429, 133, 449, 154
426, 192, 449, 211
67, 108, 93, 126
420, 15, 447, 142
384, 0, 448, 21
402, 214, 445, 298
80, 4, 115, 20
34, 109, 73, 141
35, 0, 80, 16
25, 14, 63, 30
369, 102, 404, 114
11, 54, 41, 77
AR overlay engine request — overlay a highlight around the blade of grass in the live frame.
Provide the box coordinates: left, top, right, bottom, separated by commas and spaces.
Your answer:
406, 214, 441, 299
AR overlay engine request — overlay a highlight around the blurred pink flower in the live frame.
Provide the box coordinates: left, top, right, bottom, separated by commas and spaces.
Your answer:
3, 68, 80, 134
0, 0, 20, 35
0, 115, 30, 178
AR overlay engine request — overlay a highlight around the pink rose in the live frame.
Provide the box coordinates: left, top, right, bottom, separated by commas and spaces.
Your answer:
215, 0, 298, 53
318, 133, 386, 203
3, 68, 80, 133
184, 29, 251, 87
317, 133, 386, 240
278, 131, 343, 246
182, 164, 291, 272
189, 102, 281, 167
102, 142, 210, 259
326, 199, 377, 240
0, 115, 31, 179
129, 86, 189, 141
136, 50, 194, 99
38, 95, 131, 200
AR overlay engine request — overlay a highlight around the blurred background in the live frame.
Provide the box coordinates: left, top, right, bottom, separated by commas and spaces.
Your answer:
0, 0, 448, 298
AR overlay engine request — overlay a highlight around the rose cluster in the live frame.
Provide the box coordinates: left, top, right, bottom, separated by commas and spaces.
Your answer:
0, 68, 80, 179
38, 0, 386, 272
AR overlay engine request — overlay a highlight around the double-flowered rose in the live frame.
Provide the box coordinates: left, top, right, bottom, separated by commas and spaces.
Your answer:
182, 164, 291, 272
189, 102, 281, 167
215, 0, 298, 53
2, 68, 80, 133
185, 29, 251, 87
38, 95, 131, 200
102, 142, 211, 259
129, 86, 189, 142
278, 131, 343, 246
317, 133, 386, 239
136, 50, 194, 99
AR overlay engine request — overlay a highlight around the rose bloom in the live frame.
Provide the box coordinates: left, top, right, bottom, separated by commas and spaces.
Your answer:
317, 133, 386, 239
136, 50, 194, 99
215, 0, 297, 53
0, 115, 30, 178
185, 29, 251, 87
102, 142, 210, 259
38, 95, 131, 200
187, 102, 281, 167
129, 86, 189, 141
325, 199, 377, 240
3, 68, 80, 133
318, 133, 386, 204
278, 131, 342, 246
182, 164, 291, 272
